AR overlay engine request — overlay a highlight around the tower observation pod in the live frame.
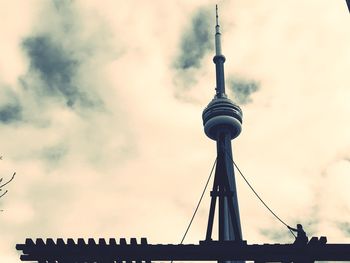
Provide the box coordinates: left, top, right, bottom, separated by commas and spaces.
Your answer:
202, 6, 244, 263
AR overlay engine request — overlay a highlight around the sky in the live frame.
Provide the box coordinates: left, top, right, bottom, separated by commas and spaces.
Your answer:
0, 0, 350, 262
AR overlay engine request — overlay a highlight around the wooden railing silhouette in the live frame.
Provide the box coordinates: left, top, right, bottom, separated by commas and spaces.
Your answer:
16, 236, 350, 262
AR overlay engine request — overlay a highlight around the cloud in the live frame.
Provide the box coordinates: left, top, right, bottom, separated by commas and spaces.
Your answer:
337, 222, 350, 237
40, 144, 69, 166
9, 0, 135, 170
174, 7, 213, 70
172, 6, 214, 95
2, 1, 350, 262
22, 35, 84, 108
19, 0, 112, 110
0, 87, 22, 124
259, 213, 318, 244
0, 3, 136, 250
227, 76, 259, 105
0, 100, 22, 124
259, 227, 292, 243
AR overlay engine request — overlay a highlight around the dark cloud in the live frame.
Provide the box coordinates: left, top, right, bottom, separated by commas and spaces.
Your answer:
22, 35, 91, 108
172, 6, 214, 97
19, 0, 106, 110
174, 7, 213, 70
0, 89, 22, 124
0, 102, 22, 124
227, 77, 260, 105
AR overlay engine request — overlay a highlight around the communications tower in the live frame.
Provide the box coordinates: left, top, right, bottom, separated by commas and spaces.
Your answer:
203, 7, 243, 248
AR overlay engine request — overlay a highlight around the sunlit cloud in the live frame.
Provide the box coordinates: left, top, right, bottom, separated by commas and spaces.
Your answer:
0, 1, 350, 262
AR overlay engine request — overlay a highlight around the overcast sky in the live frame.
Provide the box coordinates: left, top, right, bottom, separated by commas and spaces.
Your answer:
0, 1, 350, 262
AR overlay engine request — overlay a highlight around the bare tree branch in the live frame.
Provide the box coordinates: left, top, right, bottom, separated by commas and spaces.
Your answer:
0, 172, 15, 189
0, 154, 16, 212
0, 190, 8, 199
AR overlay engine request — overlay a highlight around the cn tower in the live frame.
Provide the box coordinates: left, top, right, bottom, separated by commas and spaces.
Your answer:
202, 7, 244, 263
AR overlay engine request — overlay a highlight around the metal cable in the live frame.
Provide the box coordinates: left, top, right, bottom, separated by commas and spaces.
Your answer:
171, 157, 217, 263
223, 147, 296, 238
180, 157, 217, 244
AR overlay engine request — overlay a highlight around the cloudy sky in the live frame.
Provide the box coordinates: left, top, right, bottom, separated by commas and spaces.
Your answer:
0, 0, 349, 262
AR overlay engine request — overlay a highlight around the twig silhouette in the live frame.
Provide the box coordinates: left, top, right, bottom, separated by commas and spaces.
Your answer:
0, 172, 15, 189
0, 172, 16, 206
0, 190, 8, 198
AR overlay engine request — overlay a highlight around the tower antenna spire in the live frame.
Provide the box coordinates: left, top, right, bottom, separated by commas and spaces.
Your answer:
215, 4, 222, 56
213, 5, 226, 97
